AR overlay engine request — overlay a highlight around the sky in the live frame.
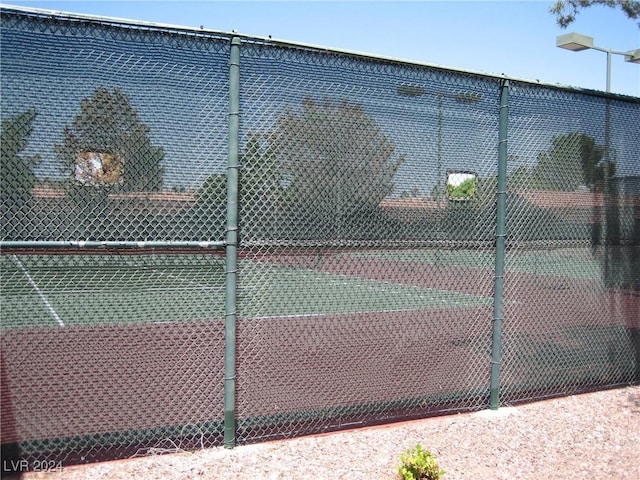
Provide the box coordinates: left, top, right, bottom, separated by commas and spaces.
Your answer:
1, 0, 639, 97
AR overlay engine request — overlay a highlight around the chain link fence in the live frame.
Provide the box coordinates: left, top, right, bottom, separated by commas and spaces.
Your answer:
500, 83, 640, 402
1, 6, 638, 472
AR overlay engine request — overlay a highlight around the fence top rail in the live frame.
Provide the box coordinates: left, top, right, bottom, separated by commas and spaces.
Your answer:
0, 240, 227, 251
2, 3, 638, 103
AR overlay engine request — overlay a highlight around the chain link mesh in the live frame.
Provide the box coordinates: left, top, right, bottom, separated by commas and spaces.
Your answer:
1, 6, 638, 471
1, 11, 230, 242
234, 41, 500, 442
1, 9, 229, 469
500, 83, 639, 402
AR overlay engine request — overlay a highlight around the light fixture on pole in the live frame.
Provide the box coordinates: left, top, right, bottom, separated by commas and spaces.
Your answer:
556, 32, 638, 288
556, 32, 640, 92
556, 32, 594, 51
625, 49, 640, 64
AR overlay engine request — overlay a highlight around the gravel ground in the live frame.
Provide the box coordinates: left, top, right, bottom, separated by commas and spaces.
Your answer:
25, 385, 640, 480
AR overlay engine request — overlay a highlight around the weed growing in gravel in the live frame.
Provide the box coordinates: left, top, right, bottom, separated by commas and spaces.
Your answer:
397, 444, 445, 480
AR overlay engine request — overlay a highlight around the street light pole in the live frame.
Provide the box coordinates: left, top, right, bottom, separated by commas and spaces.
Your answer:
555, 32, 638, 289
397, 85, 482, 265
396, 85, 482, 205
556, 32, 640, 93
606, 48, 612, 93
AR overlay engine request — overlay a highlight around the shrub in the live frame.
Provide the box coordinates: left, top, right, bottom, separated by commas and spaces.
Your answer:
397, 444, 445, 480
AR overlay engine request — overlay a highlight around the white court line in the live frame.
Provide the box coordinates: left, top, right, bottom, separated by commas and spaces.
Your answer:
123, 257, 219, 291
252, 307, 426, 321
11, 255, 65, 327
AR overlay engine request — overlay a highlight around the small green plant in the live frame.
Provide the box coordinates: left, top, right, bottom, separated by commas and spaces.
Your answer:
397, 444, 445, 480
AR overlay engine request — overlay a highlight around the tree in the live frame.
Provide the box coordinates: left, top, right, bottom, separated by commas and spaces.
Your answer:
576, 133, 612, 191
195, 173, 227, 205
550, 0, 640, 28
197, 133, 281, 205
193, 171, 227, 239
56, 87, 164, 192
238, 133, 282, 207
1, 109, 39, 207
1, 109, 40, 238
269, 97, 404, 237
0, 109, 40, 239
447, 176, 476, 199
509, 165, 535, 190
531, 132, 610, 191
195, 133, 284, 240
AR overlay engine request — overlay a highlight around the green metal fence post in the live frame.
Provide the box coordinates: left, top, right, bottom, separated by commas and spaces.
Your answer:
224, 36, 241, 448
490, 79, 509, 410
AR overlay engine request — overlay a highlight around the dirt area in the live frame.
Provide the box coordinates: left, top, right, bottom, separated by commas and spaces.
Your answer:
24, 385, 639, 480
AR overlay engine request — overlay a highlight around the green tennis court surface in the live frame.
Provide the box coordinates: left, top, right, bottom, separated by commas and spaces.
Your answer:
1, 253, 492, 329
350, 248, 601, 280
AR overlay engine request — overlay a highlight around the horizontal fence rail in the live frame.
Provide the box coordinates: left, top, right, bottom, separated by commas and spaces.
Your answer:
1, 5, 639, 472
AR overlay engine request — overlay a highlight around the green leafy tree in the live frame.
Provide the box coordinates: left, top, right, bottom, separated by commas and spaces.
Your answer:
196, 134, 281, 205
195, 133, 283, 239
195, 173, 227, 205
1, 109, 40, 239
238, 133, 282, 206
56, 87, 164, 192
447, 176, 476, 199
197, 99, 404, 240
577, 133, 612, 191
269, 97, 404, 235
509, 165, 535, 190
1, 109, 40, 208
531, 132, 610, 191
193, 171, 227, 238
550, 0, 640, 27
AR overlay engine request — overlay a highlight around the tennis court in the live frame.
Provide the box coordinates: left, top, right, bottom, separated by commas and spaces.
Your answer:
1, 253, 226, 328
1, 249, 498, 330
2, 5, 639, 471
348, 247, 602, 280
1, 247, 499, 455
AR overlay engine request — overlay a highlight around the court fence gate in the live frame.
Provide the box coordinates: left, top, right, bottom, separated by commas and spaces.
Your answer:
1, 5, 639, 471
